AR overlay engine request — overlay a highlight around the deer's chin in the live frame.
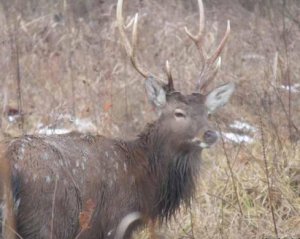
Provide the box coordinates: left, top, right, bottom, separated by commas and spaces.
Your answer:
190, 137, 214, 149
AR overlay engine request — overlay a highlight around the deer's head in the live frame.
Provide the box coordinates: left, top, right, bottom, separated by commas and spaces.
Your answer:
117, 0, 235, 149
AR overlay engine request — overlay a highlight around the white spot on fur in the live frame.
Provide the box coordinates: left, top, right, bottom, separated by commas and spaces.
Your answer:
42, 153, 49, 161
105, 151, 109, 158
14, 164, 20, 170
59, 160, 64, 166
76, 160, 80, 167
18, 144, 25, 160
33, 174, 37, 181
107, 230, 113, 236
123, 163, 127, 172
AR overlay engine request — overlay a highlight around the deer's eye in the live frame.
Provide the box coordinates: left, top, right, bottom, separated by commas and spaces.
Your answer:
174, 109, 186, 118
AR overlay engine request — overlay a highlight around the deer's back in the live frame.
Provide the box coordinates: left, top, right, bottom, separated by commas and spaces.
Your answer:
5, 133, 135, 239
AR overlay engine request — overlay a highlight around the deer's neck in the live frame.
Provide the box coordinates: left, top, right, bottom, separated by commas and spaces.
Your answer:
124, 123, 202, 221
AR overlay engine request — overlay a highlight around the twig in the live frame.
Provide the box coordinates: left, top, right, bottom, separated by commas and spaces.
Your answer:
15, 33, 24, 133
281, 0, 293, 142
258, 109, 278, 238
206, 193, 240, 212
8, 13, 24, 133
216, 121, 243, 217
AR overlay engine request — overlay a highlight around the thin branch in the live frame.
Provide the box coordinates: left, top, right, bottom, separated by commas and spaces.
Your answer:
258, 109, 278, 238
282, 0, 293, 142
217, 121, 243, 217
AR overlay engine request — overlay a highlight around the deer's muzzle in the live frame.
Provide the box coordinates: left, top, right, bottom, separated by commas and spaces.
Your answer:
191, 130, 218, 148
203, 130, 218, 146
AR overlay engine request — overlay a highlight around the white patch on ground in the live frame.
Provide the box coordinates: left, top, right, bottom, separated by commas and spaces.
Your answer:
36, 115, 97, 135
45, 176, 51, 183
280, 84, 300, 93
224, 120, 257, 144
37, 125, 71, 135
229, 120, 257, 132
222, 132, 254, 144
241, 53, 265, 61
8, 115, 18, 122
73, 118, 97, 132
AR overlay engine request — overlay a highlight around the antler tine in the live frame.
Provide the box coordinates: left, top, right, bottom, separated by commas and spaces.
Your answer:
207, 20, 231, 65
116, 0, 149, 78
185, 0, 231, 92
197, 57, 221, 91
197, 21, 230, 92
165, 60, 174, 92
184, 0, 206, 60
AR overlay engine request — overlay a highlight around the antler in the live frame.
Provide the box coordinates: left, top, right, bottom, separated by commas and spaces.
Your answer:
184, 0, 230, 92
116, 0, 175, 92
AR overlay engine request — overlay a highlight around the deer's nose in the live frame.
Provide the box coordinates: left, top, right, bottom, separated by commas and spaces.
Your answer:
203, 130, 218, 146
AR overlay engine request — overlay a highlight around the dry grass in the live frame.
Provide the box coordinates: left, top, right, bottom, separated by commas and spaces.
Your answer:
0, 0, 299, 238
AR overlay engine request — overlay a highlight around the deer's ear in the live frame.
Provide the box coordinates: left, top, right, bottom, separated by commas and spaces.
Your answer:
145, 77, 167, 108
205, 82, 235, 114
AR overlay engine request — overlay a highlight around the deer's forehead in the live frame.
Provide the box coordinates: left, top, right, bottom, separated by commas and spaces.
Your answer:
168, 93, 206, 106
165, 93, 207, 114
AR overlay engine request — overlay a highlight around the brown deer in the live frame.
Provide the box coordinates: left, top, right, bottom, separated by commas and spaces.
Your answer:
0, 0, 234, 238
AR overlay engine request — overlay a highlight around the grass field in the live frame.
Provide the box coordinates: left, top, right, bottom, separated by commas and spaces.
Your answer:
0, 0, 299, 238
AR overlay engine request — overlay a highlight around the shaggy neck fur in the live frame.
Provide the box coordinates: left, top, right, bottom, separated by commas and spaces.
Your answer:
121, 122, 202, 221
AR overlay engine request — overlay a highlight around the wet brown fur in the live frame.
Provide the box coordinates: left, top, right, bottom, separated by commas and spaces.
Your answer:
0, 83, 229, 239
0, 116, 203, 239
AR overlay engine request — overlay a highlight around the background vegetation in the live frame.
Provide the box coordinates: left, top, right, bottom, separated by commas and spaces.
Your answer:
0, 0, 299, 238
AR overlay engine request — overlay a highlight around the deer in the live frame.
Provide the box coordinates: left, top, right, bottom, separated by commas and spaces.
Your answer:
0, 0, 234, 238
